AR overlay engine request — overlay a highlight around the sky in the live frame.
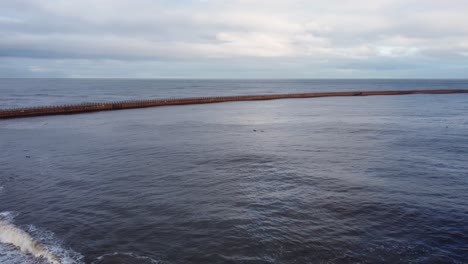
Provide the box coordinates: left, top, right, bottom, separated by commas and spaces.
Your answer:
1, 0, 468, 78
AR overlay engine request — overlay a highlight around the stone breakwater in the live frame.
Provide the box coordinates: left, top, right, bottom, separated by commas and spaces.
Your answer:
1, 89, 468, 119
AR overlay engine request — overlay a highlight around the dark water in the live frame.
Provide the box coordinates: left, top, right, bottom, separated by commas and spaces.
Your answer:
1, 79, 468, 108
0, 80, 468, 263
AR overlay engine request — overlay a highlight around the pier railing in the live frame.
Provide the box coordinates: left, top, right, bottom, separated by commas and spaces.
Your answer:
1, 89, 468, 119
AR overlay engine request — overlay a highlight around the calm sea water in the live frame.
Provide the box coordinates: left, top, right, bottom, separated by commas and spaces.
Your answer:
0, 79, 467, 263
1, 79, 468, 108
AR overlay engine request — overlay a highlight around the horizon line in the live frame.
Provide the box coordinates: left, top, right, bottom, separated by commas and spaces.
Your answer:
1, 77, 468, 80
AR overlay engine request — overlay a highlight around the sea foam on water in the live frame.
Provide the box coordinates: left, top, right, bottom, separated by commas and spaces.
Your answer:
0, 212, 82, 264
0, 217, 60, 263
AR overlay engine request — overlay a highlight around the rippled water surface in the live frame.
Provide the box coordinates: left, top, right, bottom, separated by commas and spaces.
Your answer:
1, 79, 468, 108
0, 80, 467, 263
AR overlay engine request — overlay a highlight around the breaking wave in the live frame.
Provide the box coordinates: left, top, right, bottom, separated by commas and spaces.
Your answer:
0, 212, 83, 264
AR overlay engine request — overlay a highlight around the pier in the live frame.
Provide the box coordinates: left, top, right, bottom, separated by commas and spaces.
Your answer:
1, 89, 468, 119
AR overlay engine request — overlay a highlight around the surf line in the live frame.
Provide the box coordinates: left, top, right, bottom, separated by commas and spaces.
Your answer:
0, 219, 62, 264
1, 89, 468, 119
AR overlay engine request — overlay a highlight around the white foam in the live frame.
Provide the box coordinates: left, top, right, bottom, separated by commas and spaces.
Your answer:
0, 242, 44, 264
93, 252, 160, 264
0, 212, 83, 264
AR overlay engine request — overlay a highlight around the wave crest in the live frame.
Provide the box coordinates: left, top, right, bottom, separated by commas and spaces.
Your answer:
0, 212, 82, 264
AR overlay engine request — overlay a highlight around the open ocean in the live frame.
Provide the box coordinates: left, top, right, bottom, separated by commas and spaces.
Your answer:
0, 79, 467, 263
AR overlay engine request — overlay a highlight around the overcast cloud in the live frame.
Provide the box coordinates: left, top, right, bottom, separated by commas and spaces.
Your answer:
1, 0, 467, 78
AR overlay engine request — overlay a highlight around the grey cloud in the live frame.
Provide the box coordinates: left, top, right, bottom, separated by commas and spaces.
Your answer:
0, 0, 467, 78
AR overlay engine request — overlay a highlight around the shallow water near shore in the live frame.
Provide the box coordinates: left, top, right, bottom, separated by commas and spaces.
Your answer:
0, 80, 468, 263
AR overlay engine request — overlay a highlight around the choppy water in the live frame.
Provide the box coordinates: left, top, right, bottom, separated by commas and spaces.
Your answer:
0, 79, 468, 263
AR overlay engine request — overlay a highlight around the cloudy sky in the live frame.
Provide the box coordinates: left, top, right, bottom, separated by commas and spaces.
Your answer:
1, 0, 468, 78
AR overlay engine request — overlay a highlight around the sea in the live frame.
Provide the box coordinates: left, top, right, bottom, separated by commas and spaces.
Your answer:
0, 79, 467, 263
